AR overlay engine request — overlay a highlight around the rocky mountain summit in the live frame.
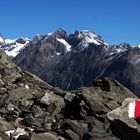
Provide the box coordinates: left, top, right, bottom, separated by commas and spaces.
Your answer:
0, 49, 140, 140
11, 29, 140, 96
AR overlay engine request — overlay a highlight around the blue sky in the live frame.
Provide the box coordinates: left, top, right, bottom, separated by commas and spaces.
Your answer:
0, 0, 140, 45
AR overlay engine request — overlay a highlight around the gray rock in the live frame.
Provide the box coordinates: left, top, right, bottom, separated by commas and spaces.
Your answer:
32, 105, 45, 118
65, 129, 80, 140
24, 114, 42, 128
107, 98, 140, 140
107, 98, 138, 129
64, 92, 76, 102
86, 116, 107, 136
0, 119, 15, 132
64, 120, 88, 137
31, 132, 64, 140
0, 132, 10, 140
9, 88, 33, 101
40, 91, 64, 115
6, 103, 14, 111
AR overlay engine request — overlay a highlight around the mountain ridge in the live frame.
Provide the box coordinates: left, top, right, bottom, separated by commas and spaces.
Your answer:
1, 29, 140, 96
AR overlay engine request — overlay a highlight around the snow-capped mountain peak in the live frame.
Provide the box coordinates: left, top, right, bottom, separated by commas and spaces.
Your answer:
77, 30, 104, 45
0, 36, 29, 57
70, 30, 105, 50
5, 39, 16, 44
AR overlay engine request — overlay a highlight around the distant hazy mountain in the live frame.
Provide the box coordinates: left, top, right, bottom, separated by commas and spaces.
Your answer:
1, 29, 139, 96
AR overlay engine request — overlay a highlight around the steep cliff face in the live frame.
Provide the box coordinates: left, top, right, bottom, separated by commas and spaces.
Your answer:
0, 49, 139, 140
100, 47, 140, 96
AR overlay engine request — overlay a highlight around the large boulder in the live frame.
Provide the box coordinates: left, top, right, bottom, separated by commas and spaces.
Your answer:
107, 98, 140, 140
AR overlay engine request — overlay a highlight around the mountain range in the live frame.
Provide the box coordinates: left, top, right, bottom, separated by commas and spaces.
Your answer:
1, 29, 140, 139
1, 29, 140, 96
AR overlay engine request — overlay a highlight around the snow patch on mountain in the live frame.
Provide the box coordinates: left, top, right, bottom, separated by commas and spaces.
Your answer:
47, 32, 53, 36
5, 39, 15, 44
73, 30, 105, 50
78, 30, 103, 45
134, 58, 140, 65
56, 52, 61, 55
106, 44, 129, 56
0, 37, 29, 57
116, 48, 124, 53
56, 38, 71, 52
5, 41, 29, 57
81, 30, 101, 45
85, 36, 101, 45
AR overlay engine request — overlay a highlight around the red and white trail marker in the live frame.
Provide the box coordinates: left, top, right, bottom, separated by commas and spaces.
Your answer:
128, 100, 140, 118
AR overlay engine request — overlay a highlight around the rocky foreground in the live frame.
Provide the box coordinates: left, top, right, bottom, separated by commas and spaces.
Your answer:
0, 49, 140, 140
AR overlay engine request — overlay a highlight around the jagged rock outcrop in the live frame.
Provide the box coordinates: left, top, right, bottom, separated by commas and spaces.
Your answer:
0, 49, 139, 139
16, 37, 27, 44
12, 29, 140, 96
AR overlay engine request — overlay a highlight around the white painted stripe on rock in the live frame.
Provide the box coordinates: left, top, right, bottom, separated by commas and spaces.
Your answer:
128, 102, 135, 118
5, 130, 15, 136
